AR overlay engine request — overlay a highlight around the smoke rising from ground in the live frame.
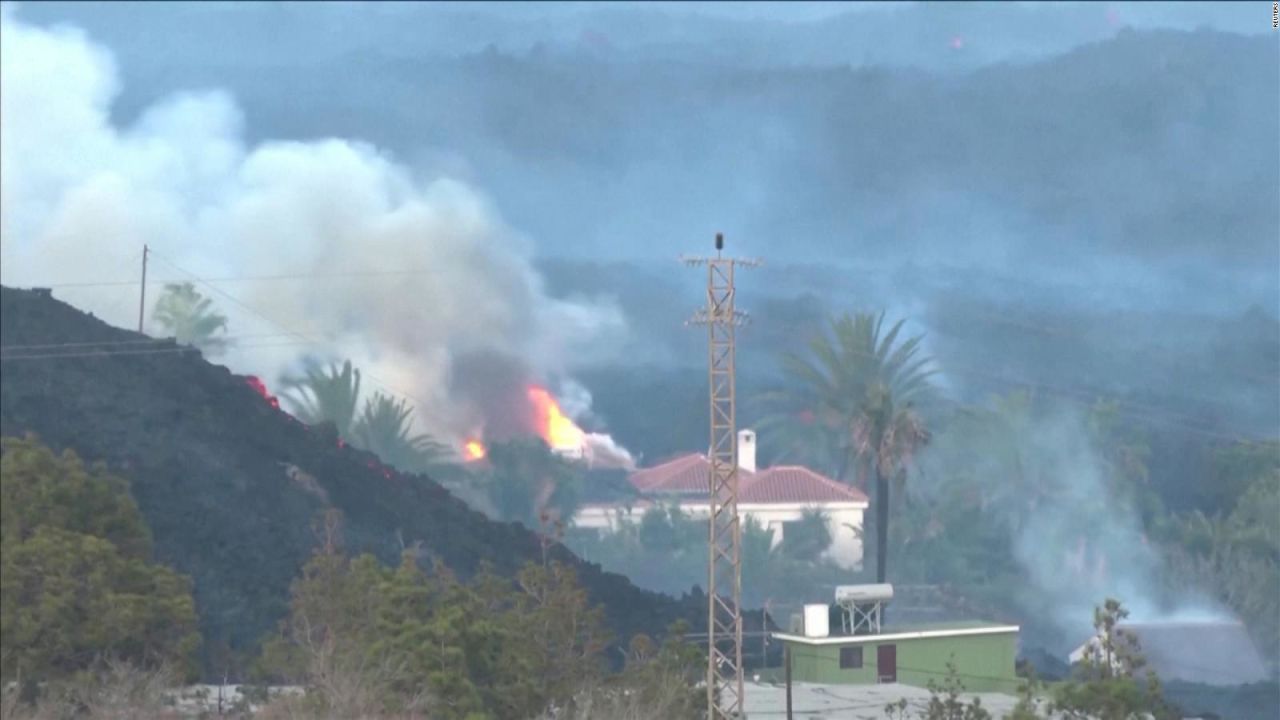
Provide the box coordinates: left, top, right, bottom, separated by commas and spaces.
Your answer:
913, 399, 1231, 649
0, 4, 630, 448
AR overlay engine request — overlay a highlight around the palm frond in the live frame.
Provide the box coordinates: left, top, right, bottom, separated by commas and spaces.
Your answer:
152, 282, 231, 356
754, 310, 937, 492
280, 360, 363, 438
876, 317, 907, 367
352, 393, 449, 472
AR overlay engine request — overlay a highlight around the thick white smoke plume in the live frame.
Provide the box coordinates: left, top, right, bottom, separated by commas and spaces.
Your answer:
0, 4, 631, 453
582, 433, 636, 470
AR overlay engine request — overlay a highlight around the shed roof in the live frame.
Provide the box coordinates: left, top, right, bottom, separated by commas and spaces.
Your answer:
774, 623, 1019, 646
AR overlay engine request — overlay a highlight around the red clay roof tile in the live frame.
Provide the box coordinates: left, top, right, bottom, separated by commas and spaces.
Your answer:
743, 466, 868, 504
627, 454, 868, 505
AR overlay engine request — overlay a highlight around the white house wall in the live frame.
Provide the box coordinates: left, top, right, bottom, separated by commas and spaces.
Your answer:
574, 502, 866, 570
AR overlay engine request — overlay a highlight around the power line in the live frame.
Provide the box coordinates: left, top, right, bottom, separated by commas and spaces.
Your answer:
922, 372, 1260, 443
8, 263, 1270, 441
24, 269, 442, 289
97, 249, 145, 324
148, 251, 330, 346
1, 337, 178, 351
0, 340, 316, 362
7, 255, 441, 437
143, 249, 448, 427
2, 340, 1259, 442
15, 268, 1274, 388
0, 339, 1258, 443
19, 271, 1274, 385
0, 332, 298, 352
0, 346, 201, 361
762, 344, 1266, 443
926, 315, 1277, 387
923, 351, 1275, 425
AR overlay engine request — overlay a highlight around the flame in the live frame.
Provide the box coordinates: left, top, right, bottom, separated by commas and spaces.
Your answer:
528, 386, 585, 451
463, 439, 487, 461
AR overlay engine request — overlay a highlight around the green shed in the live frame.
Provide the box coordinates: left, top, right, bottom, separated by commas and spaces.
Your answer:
773, 621, 1022, 693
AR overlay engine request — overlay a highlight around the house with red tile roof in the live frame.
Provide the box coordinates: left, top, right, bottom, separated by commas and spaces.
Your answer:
575, 429, 870, 569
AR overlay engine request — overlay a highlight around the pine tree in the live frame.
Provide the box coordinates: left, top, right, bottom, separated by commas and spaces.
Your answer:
0, 436, 199, 684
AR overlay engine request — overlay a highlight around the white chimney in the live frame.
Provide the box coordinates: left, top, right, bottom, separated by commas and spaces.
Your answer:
738, 429, 757, 473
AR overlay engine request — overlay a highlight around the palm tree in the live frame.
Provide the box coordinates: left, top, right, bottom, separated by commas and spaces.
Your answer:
741, 517, 790, 608
352, 393, 449, 473
280, 359, 362, 439
741, 517, 780, 578
759, 311, 934, 583
638, 504, 684, 554
152, 282, 231, 356
780, 508, 833, 562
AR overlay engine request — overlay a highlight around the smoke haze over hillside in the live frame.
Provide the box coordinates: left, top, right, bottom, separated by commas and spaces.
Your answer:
0, 2, 630, 448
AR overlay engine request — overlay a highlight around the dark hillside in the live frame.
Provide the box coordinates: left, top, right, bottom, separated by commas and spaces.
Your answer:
0, 286, 701, 673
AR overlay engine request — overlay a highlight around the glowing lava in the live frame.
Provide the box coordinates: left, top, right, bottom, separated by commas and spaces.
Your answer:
463, 439, 487, 461
245, 376, 280, 409
527, 386, 585, 451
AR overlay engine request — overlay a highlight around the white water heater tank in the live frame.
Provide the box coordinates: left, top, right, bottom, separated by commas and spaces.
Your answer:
803, 604, 829, 638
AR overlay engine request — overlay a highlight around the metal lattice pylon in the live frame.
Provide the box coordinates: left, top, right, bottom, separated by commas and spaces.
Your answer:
683, 234, 759, 719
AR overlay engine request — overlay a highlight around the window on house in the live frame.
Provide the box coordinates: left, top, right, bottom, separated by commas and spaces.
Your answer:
839, 646, 863, 669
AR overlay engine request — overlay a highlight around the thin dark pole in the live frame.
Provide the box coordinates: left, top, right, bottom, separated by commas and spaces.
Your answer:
785, 643, 793, 720
138, 244, 149, 333
762, 605, 768, 665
